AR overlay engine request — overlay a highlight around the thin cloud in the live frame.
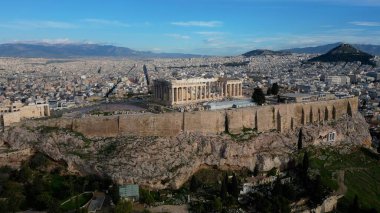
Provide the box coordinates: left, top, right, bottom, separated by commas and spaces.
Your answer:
222, 0, 380, 6
82, 18, 130, 27
203, 38, 226, 47
171, 21, 223, 27
7, 38, 95, 45
350, 21, 380, 27
195, 31, 225, 36
165, 34, 191, 39
0, 20, 77, 29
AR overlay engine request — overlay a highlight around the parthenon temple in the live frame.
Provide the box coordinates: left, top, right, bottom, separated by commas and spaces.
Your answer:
153, 78, 243, 106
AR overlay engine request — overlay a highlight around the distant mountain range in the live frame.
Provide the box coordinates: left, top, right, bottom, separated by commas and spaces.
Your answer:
283, 42, 380, 55
0, 43, 204, 58
308, 43, 375, 66
2, 42, 380, 59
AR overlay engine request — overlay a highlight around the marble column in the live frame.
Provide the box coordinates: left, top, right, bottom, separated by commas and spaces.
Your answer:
170, 87, 174, 103
180, 87, 183, 102
205, 85, 208, 99
160, 85, 163, 99
173, 88, 176, 103
154, 85, 157, 99
184, 87, 187, 103
156, 85, 158, 99
190, 87, 193, 101
183, 87, 186, 102
199, 86, 202, 99
221, 83, 224, 97
195, 86, 197, 100
157, 85, 160, 99
208, 82, 211, 99
177, 87, 180, 102
202, 86, 205, 99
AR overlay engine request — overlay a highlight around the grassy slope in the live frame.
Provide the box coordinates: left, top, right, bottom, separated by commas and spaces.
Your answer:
309, 147, 380, 211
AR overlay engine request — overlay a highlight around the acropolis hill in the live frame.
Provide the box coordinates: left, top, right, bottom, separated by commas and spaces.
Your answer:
26, 97, 357, 138
0, 92, 371, 191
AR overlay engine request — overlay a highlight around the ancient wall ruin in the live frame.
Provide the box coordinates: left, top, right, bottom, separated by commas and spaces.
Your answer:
33, 97, 358, 138
2, 104, 50, 127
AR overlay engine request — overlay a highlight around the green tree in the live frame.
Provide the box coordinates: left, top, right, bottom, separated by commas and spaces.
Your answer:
224, 114, 229, 133
230, 173, 239, 198
114, 200, 133, 213
309, 175, 326, 205
267, 87, 272, 95
361, 99, 367, 109
273, 196, 291, 213
75, 196, 80, 213
271, 83, 279, 95
220, 175, 228, 200
3, 181, 26, 213
190, 175, 199, 192
213, 197, 223, 212
110, 184, 120, 204
0, 200, 8, 213
302, 152, 309, 177
140, 189, 155, 205
298, 128, 303, 150
47, 199, 63, 213
29, 153, 48, 169
253, 165, 259, 177
18, 163, 33, 183
252, 87, 266, 105
349, 195, 359, 213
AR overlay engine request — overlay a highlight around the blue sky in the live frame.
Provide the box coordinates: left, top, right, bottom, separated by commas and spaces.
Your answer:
0, 0, 380, 55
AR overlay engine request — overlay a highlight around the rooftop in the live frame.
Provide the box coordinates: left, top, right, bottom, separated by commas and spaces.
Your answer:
280, 93, 315, 98
119, 184, 139, 198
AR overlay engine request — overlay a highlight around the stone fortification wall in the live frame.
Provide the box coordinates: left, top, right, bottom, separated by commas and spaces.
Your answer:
2, 104, 50, 126
31, 97, 358, 138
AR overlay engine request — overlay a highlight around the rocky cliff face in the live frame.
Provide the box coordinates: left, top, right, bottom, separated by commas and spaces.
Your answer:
0, 113, 371, 190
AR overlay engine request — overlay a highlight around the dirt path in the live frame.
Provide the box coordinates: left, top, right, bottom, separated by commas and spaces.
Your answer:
336, 170, 347, 195
149, 204, 189, 213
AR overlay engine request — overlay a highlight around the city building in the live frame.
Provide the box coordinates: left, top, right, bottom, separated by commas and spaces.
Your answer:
204, 99, 256, 110
325, 76, 351, 86
366, 71, 380, 81
119, 184, 140, 201
279, 93, 336, 103
0, 101, 50, 127
153, 77, 243, 106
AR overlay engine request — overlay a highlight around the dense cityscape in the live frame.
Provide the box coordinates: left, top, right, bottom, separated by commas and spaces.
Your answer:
1, 0, 380, 213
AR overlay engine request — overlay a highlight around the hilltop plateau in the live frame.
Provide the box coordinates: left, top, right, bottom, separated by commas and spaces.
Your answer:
0, 113, 370, 190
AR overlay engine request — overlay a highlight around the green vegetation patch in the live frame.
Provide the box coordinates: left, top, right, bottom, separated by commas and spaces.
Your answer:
99, 142, 118, 156
0, 153, 116, 212
227, 127, 259, 142
37, 125, 92, 146
309, 147, 380, 211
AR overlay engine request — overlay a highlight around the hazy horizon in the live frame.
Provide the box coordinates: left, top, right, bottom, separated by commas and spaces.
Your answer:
1, 0, 380, 55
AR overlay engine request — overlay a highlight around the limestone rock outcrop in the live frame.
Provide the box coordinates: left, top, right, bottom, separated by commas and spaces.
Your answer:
0, 113, 371, 190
